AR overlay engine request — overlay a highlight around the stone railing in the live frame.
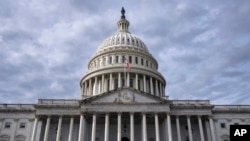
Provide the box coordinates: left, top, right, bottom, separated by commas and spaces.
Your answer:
37, 99, 79, 105
171, 100, 210, 105
0, 104, 35, 110
213, 105, 250, 110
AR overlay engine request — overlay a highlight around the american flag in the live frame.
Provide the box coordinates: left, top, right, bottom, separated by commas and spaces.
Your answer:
124, 57, 131, 70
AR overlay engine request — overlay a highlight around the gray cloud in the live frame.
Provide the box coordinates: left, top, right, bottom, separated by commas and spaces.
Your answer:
0, 0, 250, 104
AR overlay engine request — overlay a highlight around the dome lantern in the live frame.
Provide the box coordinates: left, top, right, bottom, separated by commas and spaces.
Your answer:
117, 7, 130, 33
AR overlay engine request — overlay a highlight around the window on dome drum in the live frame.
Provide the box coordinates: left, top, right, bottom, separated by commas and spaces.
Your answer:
116, 56, 119, 63
109, 56, 112, 64
129, 56, 132, 63
4, 122, 11, 128
103, 58, 106, 66
146, 60, 148, 67
234, 123, 239, 125
122, 38, 124, 44
135, 57, 138, 64
141, 58, 144, 65
122, 56, 125, 62
19, 123, 26, 129
220, 123, 226, 128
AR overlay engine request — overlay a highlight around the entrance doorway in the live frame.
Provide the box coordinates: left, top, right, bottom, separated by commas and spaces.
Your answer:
122, 137, 129, 141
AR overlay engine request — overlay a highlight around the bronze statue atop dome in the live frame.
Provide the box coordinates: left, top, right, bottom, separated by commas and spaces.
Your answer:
121, 7, 126, 19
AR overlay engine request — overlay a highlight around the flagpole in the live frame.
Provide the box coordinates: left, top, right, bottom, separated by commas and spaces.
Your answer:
124, 60, 126, 87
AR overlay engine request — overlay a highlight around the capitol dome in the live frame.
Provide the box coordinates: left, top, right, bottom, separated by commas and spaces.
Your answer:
97, 27, 148, 53
80, 7, 166, 98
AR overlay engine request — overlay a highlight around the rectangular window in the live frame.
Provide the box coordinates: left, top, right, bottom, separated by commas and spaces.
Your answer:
135, 57, 138, 64
4, 122, 11, 128
220, 123, 226, 128
109, 56, 112, 64
115, 56, 119, 63
19, 122, 26, 129
141, 58, 144, 65
129, 56, 132, 63
146, 60, 148, 67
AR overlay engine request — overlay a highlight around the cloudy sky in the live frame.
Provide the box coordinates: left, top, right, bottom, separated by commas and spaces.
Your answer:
0, 0, 250, 104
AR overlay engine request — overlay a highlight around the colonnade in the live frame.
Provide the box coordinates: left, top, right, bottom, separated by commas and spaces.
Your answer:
30, 114, 216, 141
81, 72, 165, 97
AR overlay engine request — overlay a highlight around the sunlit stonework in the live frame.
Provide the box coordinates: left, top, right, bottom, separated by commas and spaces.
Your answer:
0, 7, 250, 141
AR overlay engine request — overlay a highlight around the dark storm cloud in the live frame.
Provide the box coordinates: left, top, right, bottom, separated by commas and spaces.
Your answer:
0, 0, 249, 104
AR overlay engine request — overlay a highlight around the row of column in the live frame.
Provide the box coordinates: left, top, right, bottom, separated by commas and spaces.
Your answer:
175, 115, 216, 141
30, 114, 216, 141
30, 115, 86, 141
90, 112, 171, 141
81, 72, 165, 97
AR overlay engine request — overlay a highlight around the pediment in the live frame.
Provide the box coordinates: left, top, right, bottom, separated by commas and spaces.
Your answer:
81, 88, 168, 104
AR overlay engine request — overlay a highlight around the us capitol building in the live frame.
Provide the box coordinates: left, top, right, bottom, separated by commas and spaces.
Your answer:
0, 8, 249, 141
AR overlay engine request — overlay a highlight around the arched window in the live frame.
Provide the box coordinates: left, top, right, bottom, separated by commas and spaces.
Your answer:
0, 135, 10, 141
221, 135, 229, 141
15, 135, 25, 141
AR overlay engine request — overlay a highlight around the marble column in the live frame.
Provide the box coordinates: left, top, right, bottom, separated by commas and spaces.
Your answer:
142, 113, 147, 141
159, 83, 163, 96
176, 116, 181, 141
81, 84, 84, 97
198, 116, 205, 141
68, 116, 74, 141
84, 82, 87, 95
118, 73, 121, 88
209, 116, 216, 141
187, 116, 193, 141
102, 74, 105, 93
135, 73, 138, 89
56, 116, 62, 141
91, 114, 97, 141
78, 114, 84, 141
94, 77, 97, 95
109, 73, 112, 90
150, 77, 154, 95
167, 114, 172, 141
117, 113, 122, 141
44, 116, 51, 141
127, 72, 130, 87
130, 113, 134, 141
104, 114, 109, 141
31, 116, 39, 141
155, 113, 160, 141
155, 80, 159, 96
89, 79, 92, 95
143, 75, 146, 92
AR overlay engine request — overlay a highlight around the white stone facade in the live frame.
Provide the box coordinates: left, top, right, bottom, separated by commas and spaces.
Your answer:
1, 8, 250, 141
